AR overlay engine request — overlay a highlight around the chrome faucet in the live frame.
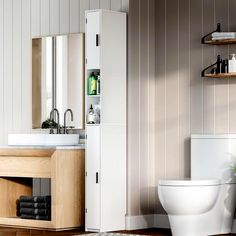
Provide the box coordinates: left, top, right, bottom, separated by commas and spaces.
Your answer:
50, 108, 60, 134
64, 109, 74, 134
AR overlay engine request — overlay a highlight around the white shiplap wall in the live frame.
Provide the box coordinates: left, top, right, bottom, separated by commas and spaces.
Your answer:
0, 0, 129, 145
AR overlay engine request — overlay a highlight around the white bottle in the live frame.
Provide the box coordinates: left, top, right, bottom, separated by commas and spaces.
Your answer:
229, 54, 236, 73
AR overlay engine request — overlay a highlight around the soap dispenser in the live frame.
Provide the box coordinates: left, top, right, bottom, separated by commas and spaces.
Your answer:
87, 104, 96, 124
229, 54, 236, 73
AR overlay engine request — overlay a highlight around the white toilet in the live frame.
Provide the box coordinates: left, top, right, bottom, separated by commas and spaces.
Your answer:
158, 135, 236, 236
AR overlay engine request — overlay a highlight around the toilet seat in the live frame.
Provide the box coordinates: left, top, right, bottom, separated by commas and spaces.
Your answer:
159, 179, 220, 186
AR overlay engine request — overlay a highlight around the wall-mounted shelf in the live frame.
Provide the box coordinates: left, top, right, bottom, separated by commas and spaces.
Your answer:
201, 23, 221, 44
204, 39, 236, 45
202, 23, 236, 45
204, 73, 236, 78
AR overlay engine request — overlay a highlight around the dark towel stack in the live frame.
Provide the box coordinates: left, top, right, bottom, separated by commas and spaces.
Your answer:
18, 196, 51, 221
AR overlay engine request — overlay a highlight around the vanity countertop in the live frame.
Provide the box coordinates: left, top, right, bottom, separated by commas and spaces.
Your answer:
0, 144, 85, 150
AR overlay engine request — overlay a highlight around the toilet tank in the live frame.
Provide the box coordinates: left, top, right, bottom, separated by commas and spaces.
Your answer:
191, 134, 236, 184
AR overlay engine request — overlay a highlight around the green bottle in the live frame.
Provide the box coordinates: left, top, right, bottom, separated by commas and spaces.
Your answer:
87, 72, 97, 95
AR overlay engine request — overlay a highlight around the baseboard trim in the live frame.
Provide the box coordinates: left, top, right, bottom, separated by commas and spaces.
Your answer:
125, 214, 170, 230
125, 214, 154, 230
126, 214, 236, 233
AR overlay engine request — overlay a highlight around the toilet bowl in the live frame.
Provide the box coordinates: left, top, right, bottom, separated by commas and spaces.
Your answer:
157, 135, 236, 236
158, 179, 220, 236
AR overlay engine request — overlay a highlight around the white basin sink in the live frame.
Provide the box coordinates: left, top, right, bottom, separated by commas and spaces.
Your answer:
8, 134, 80, 146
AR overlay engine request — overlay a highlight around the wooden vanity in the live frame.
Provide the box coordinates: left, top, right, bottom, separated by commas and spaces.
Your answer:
0, 147, 85, 230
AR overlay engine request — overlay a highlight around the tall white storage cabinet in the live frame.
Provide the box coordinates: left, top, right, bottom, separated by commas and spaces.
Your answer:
85, 10, 127, 232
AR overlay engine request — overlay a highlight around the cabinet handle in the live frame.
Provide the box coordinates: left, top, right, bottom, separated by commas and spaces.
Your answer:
96, 34, 99, 47
96, 172, 99, 183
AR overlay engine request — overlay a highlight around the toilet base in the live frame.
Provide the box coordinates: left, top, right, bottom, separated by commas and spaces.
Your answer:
168, 214, 207, 236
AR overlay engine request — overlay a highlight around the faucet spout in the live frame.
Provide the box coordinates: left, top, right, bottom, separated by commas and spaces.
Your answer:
50, 108, 60, 134
64, 109, 74, 134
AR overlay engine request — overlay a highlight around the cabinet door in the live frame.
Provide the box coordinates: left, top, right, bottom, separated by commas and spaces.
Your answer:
85, 126, 100, 231
86, 11, 100, 69
100, 124, 126, 231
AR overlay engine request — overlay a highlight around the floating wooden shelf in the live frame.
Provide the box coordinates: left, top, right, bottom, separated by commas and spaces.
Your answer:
204, 73, 236, 78
204, 38, 236, 45
201, 23, 236, 45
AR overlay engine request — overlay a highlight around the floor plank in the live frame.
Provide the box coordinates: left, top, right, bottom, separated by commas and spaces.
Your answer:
0, 227, 234, 236
118, 228, 236, 236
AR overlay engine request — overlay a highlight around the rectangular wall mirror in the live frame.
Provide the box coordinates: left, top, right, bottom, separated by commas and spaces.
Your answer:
32, 33, 84, 129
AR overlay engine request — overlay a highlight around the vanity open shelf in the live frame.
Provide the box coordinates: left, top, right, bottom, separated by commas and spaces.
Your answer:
0, 148, 85, 230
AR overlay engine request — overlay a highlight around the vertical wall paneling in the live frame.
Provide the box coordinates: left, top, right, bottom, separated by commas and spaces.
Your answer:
165, 0, 179, 178
100, 0, 111, 10
21, 0, 31, 134
31, 0, 40, 37
89, 0, 99, 10
13, 0, 22, 133
60, 0, 70, 34
155, 0, 166, 213
4, 0, 13, 144
214, 0, 229, 133
129, 0, 236, 217
111, 0, 122, 11
122, 0, 129, 12
147, 0, 156, 215
0, 0, 4, 144
128, 0, 140, 216
41, 0, 50, 36
70, 0, 80, 33
229, 0, 236, 133
179, 0, 190, 178
139, 0, 149, 214
50, 0, 60, 35
79, 0, 89, 33
190, 0, 203, 133
203, 0, 215, 133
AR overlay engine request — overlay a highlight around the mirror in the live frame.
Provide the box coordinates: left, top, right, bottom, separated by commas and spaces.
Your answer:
32, 33, 84, 129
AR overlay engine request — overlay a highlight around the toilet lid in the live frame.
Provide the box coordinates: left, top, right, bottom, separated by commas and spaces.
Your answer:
159, 179, 220, 186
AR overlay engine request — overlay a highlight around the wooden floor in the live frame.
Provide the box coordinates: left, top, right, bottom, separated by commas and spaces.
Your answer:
0, 227, 234, 236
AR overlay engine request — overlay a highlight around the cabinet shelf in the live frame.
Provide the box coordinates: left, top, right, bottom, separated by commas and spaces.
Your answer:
87, 95, 101, 98
204, 73, 236, 78
86, 123, 100, 126
0, 217, 53, 229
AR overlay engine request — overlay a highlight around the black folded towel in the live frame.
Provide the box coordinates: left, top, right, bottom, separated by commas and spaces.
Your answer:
20, 202, 50, 209
20, 208, 50, 216
20, 214, 51, 221
19, 195, 51, 203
